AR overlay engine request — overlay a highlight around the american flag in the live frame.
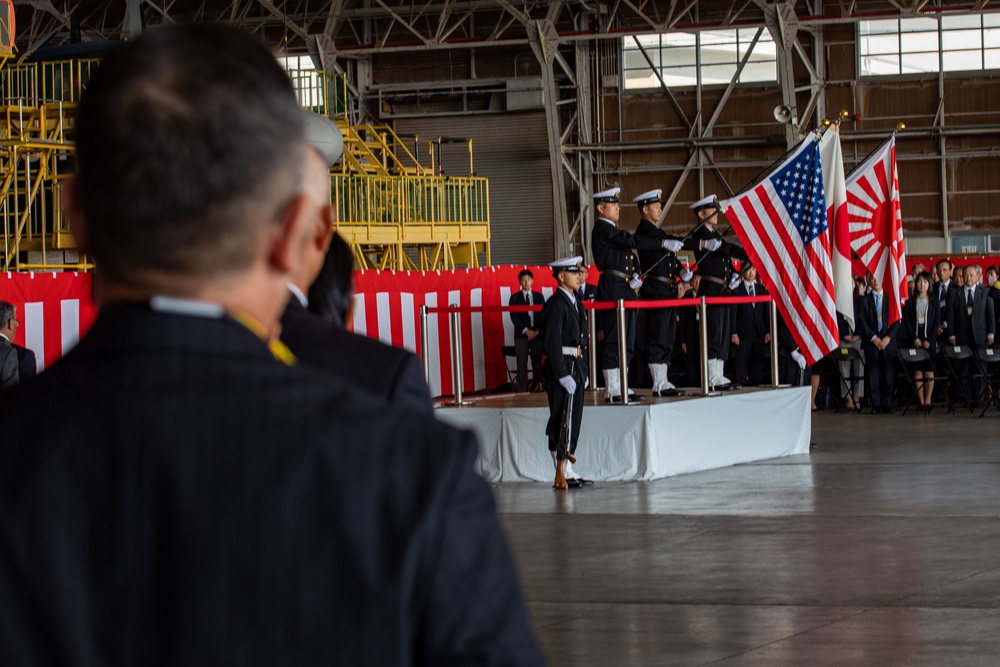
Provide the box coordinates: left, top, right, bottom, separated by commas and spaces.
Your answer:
846, 135, 906, 327
721, 135, 839, 365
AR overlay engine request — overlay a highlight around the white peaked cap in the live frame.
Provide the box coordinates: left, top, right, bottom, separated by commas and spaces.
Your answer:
593, 187, 621, 203
632, 189, 663, 206
689, 194, 718, 211
549, 256, 585, 273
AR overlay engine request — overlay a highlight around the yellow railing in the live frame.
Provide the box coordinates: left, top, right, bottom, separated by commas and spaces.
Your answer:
332, 174, 491, 269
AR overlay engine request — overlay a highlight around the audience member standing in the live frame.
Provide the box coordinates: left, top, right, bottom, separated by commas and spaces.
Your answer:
0, 301, 19, 389
508, 269, 545, 393
901, 272, 939, 412
729, 262, 770, 387
859, 271, 899, 413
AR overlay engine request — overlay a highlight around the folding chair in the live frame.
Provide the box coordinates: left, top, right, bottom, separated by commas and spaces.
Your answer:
834, 346, 864, 413
942, 345, 976, 413
896, 348, 932, 416
500, 345, 517, 390
976, 347, 1000, 418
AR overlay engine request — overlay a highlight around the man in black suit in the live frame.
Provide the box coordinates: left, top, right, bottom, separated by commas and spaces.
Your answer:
280, 146, 434, 415
508, 268, 545, 392
0, 25, 542, 666
540, 256, 590, 488
729, 263, 771, 387
947, 264, 995, 403
13, 343, 36, 381
0, 301, 20, 388
859, 270, 900, 413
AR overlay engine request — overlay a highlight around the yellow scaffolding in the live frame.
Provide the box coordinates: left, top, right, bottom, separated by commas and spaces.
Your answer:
0, 59, 491, 272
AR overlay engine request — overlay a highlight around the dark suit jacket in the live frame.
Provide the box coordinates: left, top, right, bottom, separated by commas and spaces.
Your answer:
729, 281, 769, 342
0, 302, 543, 666
901, 296, 940, 354
858, 291, 900, 351
13, 344, 36, 380
935, 280, 957, 333
0, 337, 18, 389
280, 297, 434, 414
508, 289, 544, 340
948, 285, 996, 348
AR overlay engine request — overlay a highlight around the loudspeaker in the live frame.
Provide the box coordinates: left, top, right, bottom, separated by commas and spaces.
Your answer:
772, 105, 794, 124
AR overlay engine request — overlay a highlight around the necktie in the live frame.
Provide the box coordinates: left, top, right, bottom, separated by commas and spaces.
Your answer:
748, 284, 754, 307
875, 294, 882, 331
967, 288, 973, 307
527, 292, 533, 326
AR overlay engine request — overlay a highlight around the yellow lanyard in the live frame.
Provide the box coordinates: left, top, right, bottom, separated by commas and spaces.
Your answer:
231, 310, 297, 366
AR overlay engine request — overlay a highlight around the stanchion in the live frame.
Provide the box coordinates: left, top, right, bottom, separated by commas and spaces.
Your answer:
699, 296, 717, 396
761, 299, 788, 388
445, 310, 474, 406
588, 308, 599, 390
419, 305, 431, 387
617, 299, 629, 405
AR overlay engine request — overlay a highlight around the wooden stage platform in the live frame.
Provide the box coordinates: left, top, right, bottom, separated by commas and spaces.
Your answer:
434, 386, 812, 483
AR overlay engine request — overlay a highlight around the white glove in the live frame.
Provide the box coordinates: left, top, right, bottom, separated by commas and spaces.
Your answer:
558, 375, 577, 395
629, 274, 643, 290
704, 239, 722, 252
728, 275, 741, 291
662, 239, 684, 253
680, 268, 693, 282
791, 350, 807, 370
584, 376, 590, 389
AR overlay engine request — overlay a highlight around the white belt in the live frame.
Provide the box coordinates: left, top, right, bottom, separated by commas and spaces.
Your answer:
562, 346, 583, 358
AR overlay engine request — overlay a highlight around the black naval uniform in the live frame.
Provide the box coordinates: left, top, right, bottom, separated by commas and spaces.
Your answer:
540, 287, 589, 458
689, 223, 748, 361
592, 217, 664, 370
635, 220, 695, 365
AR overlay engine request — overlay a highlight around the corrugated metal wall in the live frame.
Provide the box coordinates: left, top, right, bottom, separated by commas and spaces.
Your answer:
395, 113, 554, 265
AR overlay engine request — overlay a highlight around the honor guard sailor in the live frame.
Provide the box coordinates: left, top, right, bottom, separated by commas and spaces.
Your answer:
632, 189, 695, 396
592, 186, 683, 402
687, 194, 749, 389
539, 256, 592, 488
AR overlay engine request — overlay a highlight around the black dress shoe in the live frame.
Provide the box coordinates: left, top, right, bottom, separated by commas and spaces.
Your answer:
565, 478, 583, 488
570, 477, 594, 486
869, 407, 880, 414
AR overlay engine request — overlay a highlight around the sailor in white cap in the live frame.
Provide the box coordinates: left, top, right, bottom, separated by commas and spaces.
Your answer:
632, 189, 695, 396
591, 186, 682, 402
539, 256, 592, 488
686, 194, 749, 389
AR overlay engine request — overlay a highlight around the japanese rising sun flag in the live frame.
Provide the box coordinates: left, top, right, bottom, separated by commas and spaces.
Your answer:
846, 135, 906, 326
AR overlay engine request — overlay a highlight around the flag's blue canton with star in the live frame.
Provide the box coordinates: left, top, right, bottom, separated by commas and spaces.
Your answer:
769, 142, 828, 245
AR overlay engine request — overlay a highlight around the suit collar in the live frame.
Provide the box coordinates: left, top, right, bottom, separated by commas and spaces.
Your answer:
74, 301, 276, 362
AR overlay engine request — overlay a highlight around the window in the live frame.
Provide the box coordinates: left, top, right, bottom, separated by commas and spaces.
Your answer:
279, 55, 323, 108
859, 13, 1000, 77
623, 28, 777, 90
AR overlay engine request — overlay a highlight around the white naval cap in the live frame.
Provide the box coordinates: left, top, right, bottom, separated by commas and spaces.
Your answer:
302, 110, 344, 168
549, 256, 585, 274
593, 187, 621, 203
689, 194, 718, 212
632, 189, 663, 207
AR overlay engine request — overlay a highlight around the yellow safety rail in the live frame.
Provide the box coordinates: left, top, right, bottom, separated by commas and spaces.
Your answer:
333, 174, 491, 270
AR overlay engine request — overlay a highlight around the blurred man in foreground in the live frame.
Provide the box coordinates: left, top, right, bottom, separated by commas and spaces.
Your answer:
0, 24, 543, 666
